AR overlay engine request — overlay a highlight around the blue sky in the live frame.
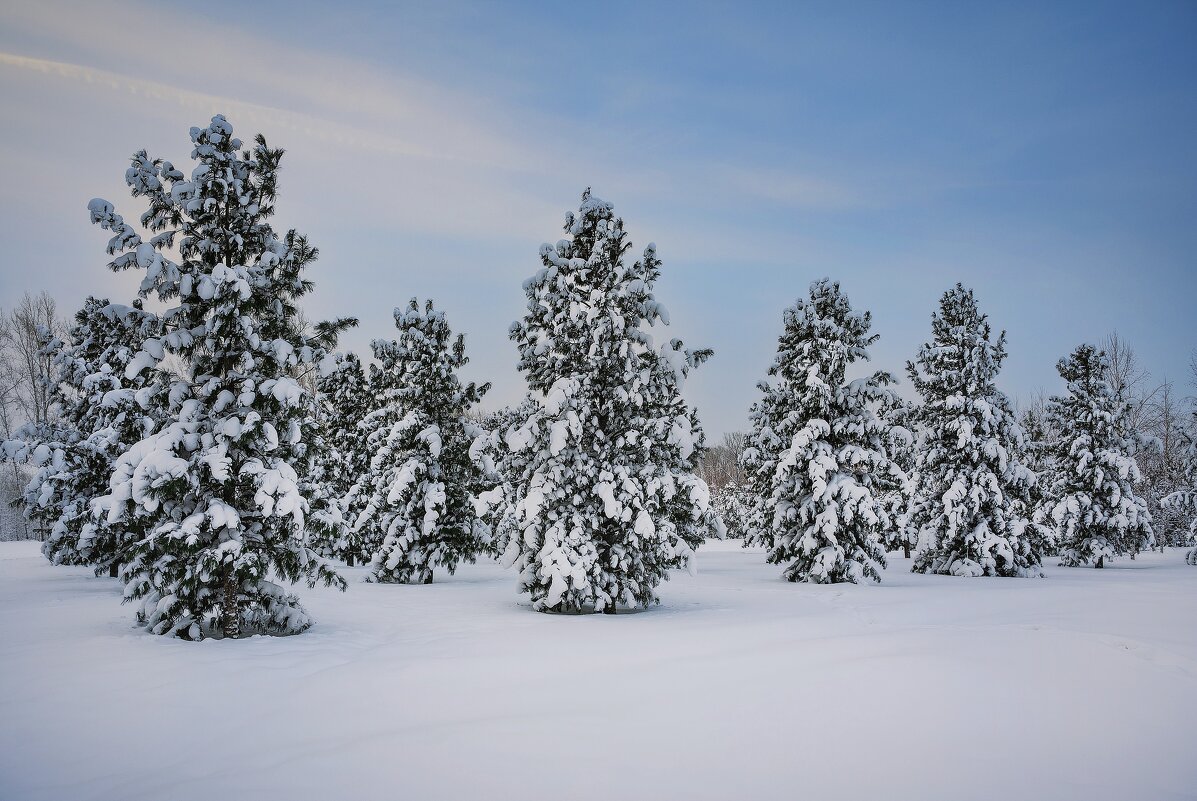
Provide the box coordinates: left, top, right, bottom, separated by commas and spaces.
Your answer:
1, 0, 1194, 435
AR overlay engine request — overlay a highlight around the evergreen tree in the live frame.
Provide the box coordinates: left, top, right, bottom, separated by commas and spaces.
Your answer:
709, 483, 751, 538
641, 337, 714, 557
56, 299, 162, 574
1019, 405, 1060, 556
904, 284, 1043, 577
310, 352, 372, 565
351, 299, 493, 584
484, 398, 540, 557
879, 397, 917, 558
271, 255, 358, 568
1162, 416, 1197, 564
88, 115, 345, 638
741, 381, 791, 551
8, 299, 162, 573
749, 279, 902, 583
1046, 344, 1154, 567
501, 190, 712, 613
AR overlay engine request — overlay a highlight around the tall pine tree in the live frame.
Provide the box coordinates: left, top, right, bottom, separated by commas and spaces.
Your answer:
351, 299, 493, 584
750, 279, 903, 583
56, 299, 162, 574
8, 298, 162, 574
1047, 344, 1154, 567
501, 190, 712, 613
310, 352, 373, 565
879, 396, 917, 558
483, 399, 540, 558
1017, 405, 1058, 556
904, 284, 1043, 577
89, 115, 345, 638
741, 382, 792, 551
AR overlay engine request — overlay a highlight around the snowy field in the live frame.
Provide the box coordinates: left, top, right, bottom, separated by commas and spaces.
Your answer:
1, 539, 1194, 801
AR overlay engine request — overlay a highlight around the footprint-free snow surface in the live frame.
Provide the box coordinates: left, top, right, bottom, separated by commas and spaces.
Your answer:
1, 539, 1194, 801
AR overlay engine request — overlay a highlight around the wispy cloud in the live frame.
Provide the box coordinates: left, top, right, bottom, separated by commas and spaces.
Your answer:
1, 0, 871, 218
0, 47, 866, 273
0, 51, 493, 167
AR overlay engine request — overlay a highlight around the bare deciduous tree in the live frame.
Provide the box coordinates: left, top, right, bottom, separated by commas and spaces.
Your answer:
1141, 380, 1193, 549
696, 431, 747, 491
0, 292, 66, 540
1102, 331, 1161, 434
1, 292, 65, 427
1189, 349, 1197, 407
1099, 334, 1197, 551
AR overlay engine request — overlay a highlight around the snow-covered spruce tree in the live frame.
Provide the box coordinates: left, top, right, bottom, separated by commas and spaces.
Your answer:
904, 284, 1043, 577
88, 115, 346, 638
1018, 405, 1059, 556
1162, 417, 1197, 564
4, 299, 161, 572
741, 381, 792, 551
749, 280, 902, 583
352, 299, 493, 584
482, 398, 540, 557
710, 483, 752, 538
45, 298, 162, 573
502, 190, 712, 613
309, 351, 372, 565
290, 349, 358, 572
642, 337, 714, 557
1047, 344, 1154, 568
879, 396, 916, 558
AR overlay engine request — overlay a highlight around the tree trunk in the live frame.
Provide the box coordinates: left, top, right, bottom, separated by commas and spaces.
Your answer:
603, 601, 616, 615
423, 570, 433, 585
902, 542, 911, 559
1096, 555, 1105, 569
345, 553, 354, 568
222, 570, 240, 638
108, 562, 119, 578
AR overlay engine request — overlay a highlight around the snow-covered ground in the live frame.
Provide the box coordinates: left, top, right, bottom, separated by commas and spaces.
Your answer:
1, 539, 1194, 801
